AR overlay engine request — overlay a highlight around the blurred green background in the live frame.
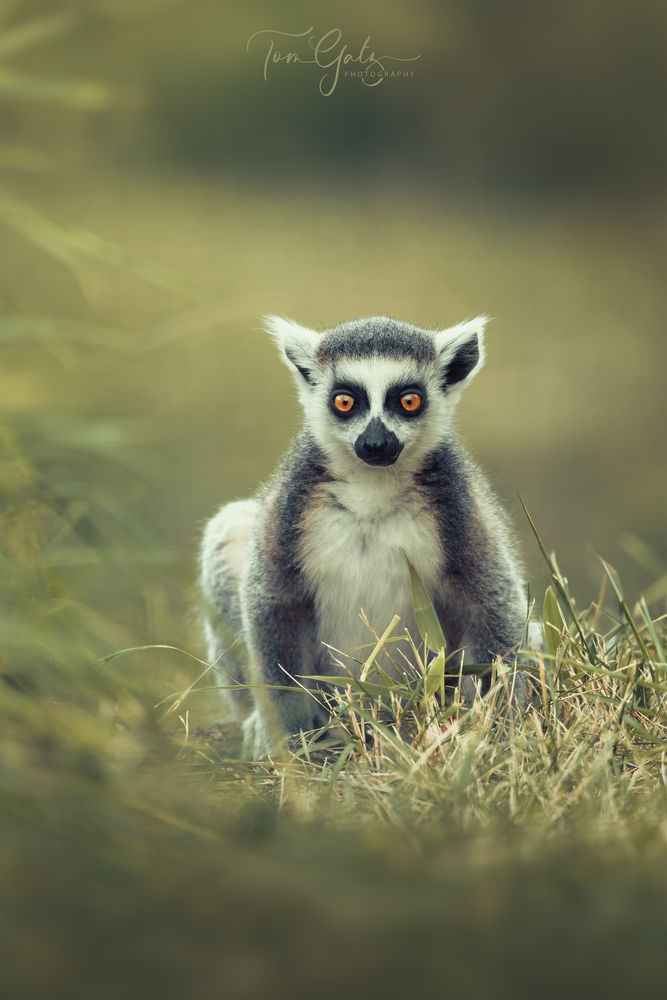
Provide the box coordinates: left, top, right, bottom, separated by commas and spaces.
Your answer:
1, 4, 666, 998
2, 0, 666, 673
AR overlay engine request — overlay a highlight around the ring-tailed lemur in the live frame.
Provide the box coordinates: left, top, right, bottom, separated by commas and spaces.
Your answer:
200, 315, 527, 757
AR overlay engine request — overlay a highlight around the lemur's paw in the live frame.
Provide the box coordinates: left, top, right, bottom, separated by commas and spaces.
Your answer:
287, 722, 347, 757
241, 709, 274, 760
459, 668, 535, 711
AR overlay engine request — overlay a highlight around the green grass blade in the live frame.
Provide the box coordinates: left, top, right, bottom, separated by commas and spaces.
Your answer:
543, 585, 563, 659
424, 648, 445, 700
406, 556, 446, 654
519, 493, 596, 663
599, 556, 655, 678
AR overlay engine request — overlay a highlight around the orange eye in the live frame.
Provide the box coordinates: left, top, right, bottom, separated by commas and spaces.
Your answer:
333, 393, 355, 413
400, 392, 422, 413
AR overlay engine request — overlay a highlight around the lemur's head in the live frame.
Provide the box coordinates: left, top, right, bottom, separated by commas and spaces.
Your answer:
264, 315, 488, 472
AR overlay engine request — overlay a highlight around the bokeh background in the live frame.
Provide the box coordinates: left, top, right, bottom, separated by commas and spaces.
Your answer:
1, 3, 666, 998
3, 0, 666, 639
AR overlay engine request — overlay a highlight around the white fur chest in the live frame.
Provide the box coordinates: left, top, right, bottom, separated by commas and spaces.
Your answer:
299, 476, 442, 672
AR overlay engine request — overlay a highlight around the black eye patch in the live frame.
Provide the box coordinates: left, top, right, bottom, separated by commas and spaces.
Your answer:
384, 383, 428, 418
329, 382, 369, 419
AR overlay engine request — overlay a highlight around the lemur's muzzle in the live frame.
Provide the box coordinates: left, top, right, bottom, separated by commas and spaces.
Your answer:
355, 417, 403, 467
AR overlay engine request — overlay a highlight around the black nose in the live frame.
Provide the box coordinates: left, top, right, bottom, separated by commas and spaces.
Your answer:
355, 418, 403, 467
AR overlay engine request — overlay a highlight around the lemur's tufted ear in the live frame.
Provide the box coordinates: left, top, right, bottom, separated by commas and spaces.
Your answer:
434, 316, 488, 392
263, 315, 320, 386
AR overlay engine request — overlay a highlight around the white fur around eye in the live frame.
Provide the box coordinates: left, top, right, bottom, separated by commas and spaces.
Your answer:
262, 314, 490, 475
334, 357, 420, 415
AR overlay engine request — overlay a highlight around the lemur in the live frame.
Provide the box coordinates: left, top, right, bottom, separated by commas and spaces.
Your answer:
200, 315, 527, 758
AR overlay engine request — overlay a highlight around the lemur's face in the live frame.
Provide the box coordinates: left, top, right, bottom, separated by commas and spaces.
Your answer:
320, 356, 438, 468
265, 315, 487, 472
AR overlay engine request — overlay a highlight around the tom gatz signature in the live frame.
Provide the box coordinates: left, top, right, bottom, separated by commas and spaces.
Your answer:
246, 27, 421, 96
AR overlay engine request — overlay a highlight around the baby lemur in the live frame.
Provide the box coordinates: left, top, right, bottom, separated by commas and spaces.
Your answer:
200, 315, 527, 757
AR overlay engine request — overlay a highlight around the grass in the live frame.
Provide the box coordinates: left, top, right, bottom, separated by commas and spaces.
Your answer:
175, 549, 667, 841
2, 489, 666, 997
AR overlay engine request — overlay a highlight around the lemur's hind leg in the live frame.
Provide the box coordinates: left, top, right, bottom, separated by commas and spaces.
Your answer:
200, 499, 258, 720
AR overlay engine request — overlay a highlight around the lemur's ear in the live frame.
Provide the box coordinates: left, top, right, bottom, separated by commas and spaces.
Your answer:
434, 316, 488, 392
263, 315, 320, 386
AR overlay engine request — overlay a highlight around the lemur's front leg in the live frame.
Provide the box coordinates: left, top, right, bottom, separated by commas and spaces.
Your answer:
441, 570, 525, 695
242, 585, 327, 757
